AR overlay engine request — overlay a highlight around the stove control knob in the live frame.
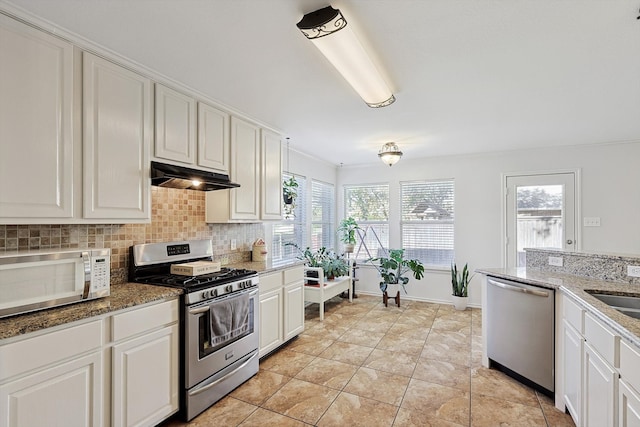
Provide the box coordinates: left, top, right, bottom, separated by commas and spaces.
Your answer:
212, 289, 218, 297
201, 290, 209, 299
225, 285, 233, 293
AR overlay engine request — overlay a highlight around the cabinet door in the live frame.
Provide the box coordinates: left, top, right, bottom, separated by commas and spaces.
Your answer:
620, 380, 640, 427
563, 320, 583, 426
155, 84, 196, 164
260, 129, 283, 220
112, 324, 179, 427
259, 289, 283, 357
83, 53, 151, 220
0, 351, 102, 427
230, 116, 260, 220
0, 14, 74, 220
198, 102, 229, 172
584, 341, 617, 427
284, 280, 305, 341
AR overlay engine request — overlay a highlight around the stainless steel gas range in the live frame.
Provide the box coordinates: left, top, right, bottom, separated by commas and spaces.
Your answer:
129, 240, 259, 421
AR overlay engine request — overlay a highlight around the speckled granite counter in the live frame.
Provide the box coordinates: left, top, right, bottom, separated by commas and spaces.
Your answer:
0, 283, 182, 341
478, 267, 640, 350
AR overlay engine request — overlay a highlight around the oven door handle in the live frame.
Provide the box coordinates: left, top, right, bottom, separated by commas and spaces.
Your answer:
188, 306, 210, 315
188, 351, 258, 397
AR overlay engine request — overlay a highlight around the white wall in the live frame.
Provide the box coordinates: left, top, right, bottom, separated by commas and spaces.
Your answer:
337, 141, 640, 306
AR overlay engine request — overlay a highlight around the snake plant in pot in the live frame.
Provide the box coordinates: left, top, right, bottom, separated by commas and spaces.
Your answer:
451, 262, 474, 310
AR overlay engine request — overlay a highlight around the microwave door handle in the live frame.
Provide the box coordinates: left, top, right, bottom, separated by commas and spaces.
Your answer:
82, 251, 91, 299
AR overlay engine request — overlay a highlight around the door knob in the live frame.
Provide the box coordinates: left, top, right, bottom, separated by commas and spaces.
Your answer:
566, 239, 573, 245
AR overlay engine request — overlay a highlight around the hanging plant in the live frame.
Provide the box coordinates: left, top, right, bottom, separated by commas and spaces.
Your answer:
283, 175, 298, 218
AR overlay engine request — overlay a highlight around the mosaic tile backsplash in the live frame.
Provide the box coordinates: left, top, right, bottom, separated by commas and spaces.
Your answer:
0, 187, 264, 284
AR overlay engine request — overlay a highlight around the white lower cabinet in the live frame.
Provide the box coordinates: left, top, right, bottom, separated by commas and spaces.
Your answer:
0, 298, 179, 427
259, 288, 284, 356
563, 319, 583, 425
258, 266, 304, 357
620, 380, 640, 427
0, 351, 102, 427
112, 324, 179, 427
583, 341, 617, 427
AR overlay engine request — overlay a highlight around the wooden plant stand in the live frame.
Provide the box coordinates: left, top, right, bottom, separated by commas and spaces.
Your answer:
382, 290, 401, 307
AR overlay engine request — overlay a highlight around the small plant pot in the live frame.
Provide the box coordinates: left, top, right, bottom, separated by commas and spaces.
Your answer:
344, 243, 354, 253
283, 192, 293, 205
451, 295, 468, 311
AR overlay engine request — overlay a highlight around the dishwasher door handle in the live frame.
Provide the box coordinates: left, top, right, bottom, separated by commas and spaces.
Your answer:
487, 278, 549, 297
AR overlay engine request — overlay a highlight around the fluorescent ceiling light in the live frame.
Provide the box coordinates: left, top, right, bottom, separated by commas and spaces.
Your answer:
297, 6, 395, 108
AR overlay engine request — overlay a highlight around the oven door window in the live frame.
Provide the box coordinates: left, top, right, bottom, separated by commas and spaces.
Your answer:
198, 297, 255, 359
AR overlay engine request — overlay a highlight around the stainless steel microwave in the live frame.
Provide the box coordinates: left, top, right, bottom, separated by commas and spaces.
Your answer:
0, 248, 110, 318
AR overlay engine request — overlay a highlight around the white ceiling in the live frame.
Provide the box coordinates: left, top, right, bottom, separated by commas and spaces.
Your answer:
5, 0, 640, 166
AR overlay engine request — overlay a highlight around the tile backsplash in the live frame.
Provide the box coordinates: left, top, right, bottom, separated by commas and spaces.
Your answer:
0, 187, 264, 284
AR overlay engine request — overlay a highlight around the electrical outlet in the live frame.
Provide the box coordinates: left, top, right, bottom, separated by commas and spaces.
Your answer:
628, 266, 640, 278
548, 256, 564, 267
584, 217, 601, 227
230, 239, 237, 250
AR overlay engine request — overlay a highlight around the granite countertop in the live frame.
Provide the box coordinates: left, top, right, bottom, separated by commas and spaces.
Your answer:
478, 267, 640, 349
0, 283, 182, 342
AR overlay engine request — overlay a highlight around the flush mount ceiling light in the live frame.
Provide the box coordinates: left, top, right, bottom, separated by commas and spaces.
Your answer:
378, 142, 403, 166
296, 6, 395, 108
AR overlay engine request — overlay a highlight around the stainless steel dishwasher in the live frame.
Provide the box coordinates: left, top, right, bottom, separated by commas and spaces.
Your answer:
486, 276, 555, 395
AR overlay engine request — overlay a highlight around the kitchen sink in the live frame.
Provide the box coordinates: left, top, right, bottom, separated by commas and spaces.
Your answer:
586, 292, 640, 320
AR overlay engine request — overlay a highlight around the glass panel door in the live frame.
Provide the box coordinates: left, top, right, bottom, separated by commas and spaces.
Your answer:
506, 173, 577, 268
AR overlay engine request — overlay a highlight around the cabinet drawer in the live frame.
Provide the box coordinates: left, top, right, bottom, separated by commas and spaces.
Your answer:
620, 339, 640, 392
259, 271, 283, 293
584, 312, 620, 368
112, 299, 178, 342
0, 320, 102, 381
563, 295, 584, 333
284, 266, 304, 284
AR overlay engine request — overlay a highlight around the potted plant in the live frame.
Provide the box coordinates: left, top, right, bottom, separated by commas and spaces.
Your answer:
286, 243, 348, 281
337, 217, 360, 253
282, 176, 299, 218
371, 249, 424, 307
451, 262, 474, 310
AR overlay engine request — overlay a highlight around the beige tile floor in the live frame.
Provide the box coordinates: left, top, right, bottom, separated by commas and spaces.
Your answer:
162, 294, 575, 427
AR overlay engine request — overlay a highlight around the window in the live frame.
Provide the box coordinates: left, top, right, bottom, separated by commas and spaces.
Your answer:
311, 180, 335, 251
401, 180, 455, 267
344, 184, 389, 260
271, 173, 307, 266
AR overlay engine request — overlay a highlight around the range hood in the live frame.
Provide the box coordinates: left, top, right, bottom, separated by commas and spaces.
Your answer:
150, 161, 240, 191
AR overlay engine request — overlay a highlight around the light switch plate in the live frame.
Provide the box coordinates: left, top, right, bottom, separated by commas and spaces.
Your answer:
230, 239, 237, 250
584, 217, 601, 227
628, 266, 640, 278
548, 256, 564, 267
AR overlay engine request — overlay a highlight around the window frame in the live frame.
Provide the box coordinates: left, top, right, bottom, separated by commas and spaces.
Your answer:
400, 179, 455, 269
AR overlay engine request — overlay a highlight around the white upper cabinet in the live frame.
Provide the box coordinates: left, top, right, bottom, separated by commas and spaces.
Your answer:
0, 14, 75, 221
205, 117, 282, 223
230, 116, 261, 220
197, 102, 229, 173
154, 83, 197, 164
83, 53, 152, 220
260, 129, 283, 220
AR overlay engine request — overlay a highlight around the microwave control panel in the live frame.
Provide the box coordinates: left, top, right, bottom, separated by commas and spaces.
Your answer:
91, 256, 111, 290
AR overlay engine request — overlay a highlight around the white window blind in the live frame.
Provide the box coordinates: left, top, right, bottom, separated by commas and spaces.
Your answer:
272, 173, 307, 266
344, 184, 389, 260
311, 179, 335, 251
401, 180, 455, 267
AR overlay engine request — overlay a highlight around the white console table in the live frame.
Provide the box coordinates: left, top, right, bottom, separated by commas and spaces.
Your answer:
303, 265, 352, 320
